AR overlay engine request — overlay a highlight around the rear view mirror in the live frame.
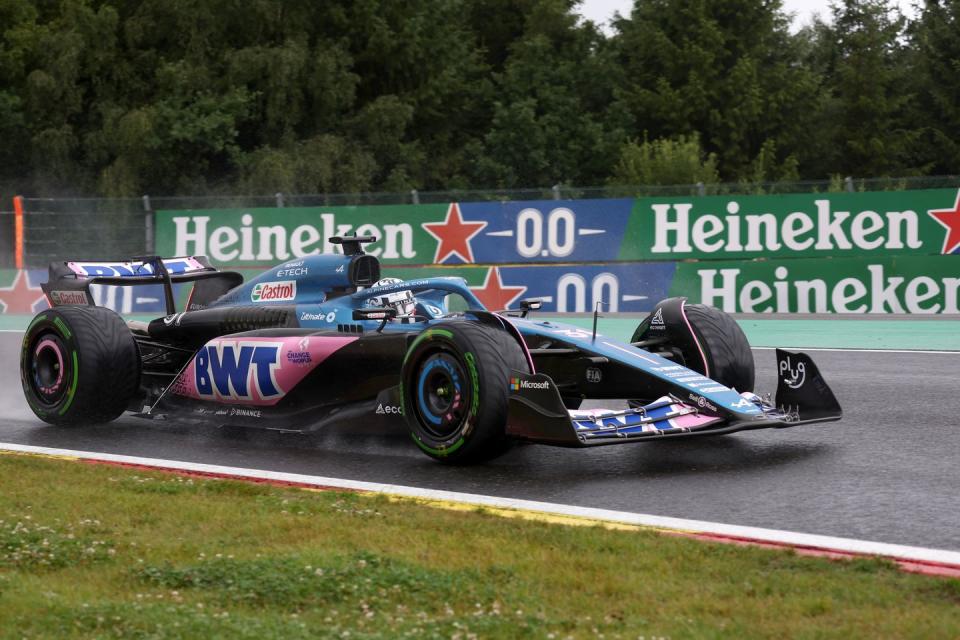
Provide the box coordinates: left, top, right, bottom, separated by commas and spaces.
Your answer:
519, 298, 542, 317
353, 307, 398, 321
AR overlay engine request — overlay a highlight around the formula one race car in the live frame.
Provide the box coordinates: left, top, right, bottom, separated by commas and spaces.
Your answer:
20, 235, 842, 463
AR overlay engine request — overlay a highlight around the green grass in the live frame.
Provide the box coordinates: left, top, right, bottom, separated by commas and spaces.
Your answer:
0, 454, 958, 639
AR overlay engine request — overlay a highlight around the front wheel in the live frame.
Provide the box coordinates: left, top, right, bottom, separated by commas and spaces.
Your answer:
681, 303, 754, 392
20, 306, 140, 425
632, 298, 754, 392
401, 322, 529, 464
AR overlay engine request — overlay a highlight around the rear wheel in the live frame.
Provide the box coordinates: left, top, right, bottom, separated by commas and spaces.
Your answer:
20, 306, 140, 425
401, 322, 529, 463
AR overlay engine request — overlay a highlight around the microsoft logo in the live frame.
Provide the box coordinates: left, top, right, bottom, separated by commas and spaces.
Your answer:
509, 377, 550, 391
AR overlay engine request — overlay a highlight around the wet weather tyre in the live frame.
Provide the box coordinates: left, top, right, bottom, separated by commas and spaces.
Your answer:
20, 306, 140, 425
401, 321, 529, 464
683, 304, 755, 393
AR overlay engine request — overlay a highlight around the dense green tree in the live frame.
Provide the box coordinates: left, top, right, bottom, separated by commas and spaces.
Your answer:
908, 0, 960, 174
0, 0, 953, 199
471, 0, 620, 188
817, 0, 919, 176
608, 0, 820, 182
609, 134, 720, 187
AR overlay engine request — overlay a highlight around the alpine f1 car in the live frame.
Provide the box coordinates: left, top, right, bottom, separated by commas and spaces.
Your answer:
20, 235, 841, 463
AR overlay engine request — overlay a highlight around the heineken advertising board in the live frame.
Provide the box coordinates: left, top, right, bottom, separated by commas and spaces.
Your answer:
670, 255, 960, 314
154, 188, 960, 314
381, 256, 960, 314
622, 189, 960, 261
156, 190, 960, 267
380, 264, 674, 314
155, 199, 635, 266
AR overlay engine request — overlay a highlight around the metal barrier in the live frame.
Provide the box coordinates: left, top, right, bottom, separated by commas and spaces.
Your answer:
0, 210, 13, 268
21, 198, 150, 268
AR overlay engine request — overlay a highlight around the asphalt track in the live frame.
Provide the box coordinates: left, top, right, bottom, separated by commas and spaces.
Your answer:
1, 330, 958, 551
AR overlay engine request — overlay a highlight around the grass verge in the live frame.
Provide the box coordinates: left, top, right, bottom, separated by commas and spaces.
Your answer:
0, 453, 958, 639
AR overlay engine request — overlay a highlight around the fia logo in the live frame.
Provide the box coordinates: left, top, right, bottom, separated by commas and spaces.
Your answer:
778, 356, 806, 389
195, 341, 284, 400
585, 367, 602, 383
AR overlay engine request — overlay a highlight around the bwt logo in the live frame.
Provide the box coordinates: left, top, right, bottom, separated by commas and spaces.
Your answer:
195, 341, 284, 400
69, 258, 201, 277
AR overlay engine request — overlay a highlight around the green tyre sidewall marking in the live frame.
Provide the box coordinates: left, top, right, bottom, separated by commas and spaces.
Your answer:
403, 328, 455, 367
463, 351, 480, 416
411, 432, 465, 457
53, 316, 72, 339
21, 311, 80, 420
58, 351, 79, 415
26, 313, 47, 333
403, 328, 475, 458
400, 327, 457, 431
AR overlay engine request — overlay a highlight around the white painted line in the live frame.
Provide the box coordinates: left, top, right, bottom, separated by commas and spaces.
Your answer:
752, 347, 960, 355
2, 441, 959, 568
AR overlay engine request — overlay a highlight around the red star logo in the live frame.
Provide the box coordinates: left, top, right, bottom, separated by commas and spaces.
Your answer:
929, 189, 960, 254
0, 270, 46, 314
470, 268, 526, 311
422, 202, 487, 264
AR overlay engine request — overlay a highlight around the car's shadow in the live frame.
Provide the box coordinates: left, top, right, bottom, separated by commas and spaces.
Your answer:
18, 407, 830, 486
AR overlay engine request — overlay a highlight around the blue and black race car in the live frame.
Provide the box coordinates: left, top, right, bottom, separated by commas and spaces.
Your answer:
20, 235, 841, 463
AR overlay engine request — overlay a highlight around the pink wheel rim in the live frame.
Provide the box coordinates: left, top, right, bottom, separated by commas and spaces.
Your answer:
34, 338, 65, 394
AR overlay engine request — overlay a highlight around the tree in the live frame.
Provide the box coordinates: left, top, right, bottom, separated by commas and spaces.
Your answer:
471, 0, 620, 188
816, 0, 920, 176
608, 0, 821, 181
907, 0, 960, 174
609, 134, 720, 187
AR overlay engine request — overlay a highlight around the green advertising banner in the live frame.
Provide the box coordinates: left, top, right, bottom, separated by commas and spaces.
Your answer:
669, 255, 960, 314
620, 189, 960, 261
155, 205, 449, 267
153, 190, 960, 314
157, 189, 960, 269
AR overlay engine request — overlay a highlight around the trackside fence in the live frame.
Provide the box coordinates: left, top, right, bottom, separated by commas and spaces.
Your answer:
12, 175, 960, 266
0, 209, 13, 269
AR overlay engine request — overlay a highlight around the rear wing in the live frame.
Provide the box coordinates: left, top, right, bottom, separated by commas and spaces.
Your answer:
41, 256, 243, 314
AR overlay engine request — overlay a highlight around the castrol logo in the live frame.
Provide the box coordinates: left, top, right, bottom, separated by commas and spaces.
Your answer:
251, 281, 297, 302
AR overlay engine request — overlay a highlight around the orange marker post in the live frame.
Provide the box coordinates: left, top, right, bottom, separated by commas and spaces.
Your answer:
13, 195, 24, 269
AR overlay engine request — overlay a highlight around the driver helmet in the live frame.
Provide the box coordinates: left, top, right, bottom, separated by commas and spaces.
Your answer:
366, 277, 417, 317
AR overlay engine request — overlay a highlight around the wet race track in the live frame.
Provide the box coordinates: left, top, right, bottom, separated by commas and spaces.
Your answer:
1, 329, 958, 551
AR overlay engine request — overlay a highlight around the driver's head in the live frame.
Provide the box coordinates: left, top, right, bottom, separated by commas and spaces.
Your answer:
367, 277, 417, 317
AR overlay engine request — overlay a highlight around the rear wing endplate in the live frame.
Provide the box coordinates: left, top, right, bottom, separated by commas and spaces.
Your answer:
41, 255, 243, 315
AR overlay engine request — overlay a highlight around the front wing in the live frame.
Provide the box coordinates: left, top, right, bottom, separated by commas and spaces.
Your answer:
505, 349, 842, 447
